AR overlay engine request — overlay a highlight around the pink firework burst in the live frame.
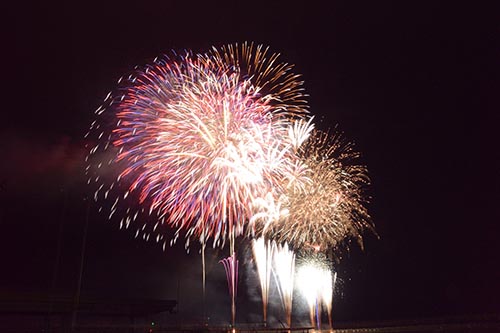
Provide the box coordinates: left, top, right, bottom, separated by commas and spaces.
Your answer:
86, 46, 310, 249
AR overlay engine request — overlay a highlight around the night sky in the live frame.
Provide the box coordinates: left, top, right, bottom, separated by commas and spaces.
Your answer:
4, 1, 499, 325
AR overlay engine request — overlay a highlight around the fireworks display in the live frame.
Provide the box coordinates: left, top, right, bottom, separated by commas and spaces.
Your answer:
86, 42, 373, 328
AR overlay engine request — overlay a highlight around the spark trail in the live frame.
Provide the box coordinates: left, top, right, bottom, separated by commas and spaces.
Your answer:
272, 242, 295, 328
251, 237, 274, 325
220, 253, 239, 326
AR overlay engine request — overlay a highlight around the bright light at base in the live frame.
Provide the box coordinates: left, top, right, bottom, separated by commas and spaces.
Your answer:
297, 263, 332, 302
296, 264, 320, 308
296, 261, 334, 328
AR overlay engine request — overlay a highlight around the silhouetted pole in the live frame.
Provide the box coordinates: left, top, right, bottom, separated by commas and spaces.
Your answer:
202, 235, 206, 325
48, 189, 68, 330
71, 199, 90, 331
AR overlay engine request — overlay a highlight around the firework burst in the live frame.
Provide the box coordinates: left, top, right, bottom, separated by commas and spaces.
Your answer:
85, 46, 310, 249
252, 129, 373, 253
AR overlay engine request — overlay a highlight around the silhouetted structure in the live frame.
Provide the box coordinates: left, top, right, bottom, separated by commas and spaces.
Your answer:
0, 292, 176, 333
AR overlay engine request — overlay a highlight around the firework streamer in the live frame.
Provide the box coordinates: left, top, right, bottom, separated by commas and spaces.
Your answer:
272, 243, 295, 328
251, 237, 274, 325
220, 253, 239, 326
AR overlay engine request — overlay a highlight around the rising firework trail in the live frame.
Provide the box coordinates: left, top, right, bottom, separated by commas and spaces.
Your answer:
272, 242, 295, 328
251, 237, 274, 325
220, 253, 239, 326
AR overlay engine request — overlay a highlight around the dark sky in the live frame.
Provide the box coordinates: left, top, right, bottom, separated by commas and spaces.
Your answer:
4, 1, 499, 326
